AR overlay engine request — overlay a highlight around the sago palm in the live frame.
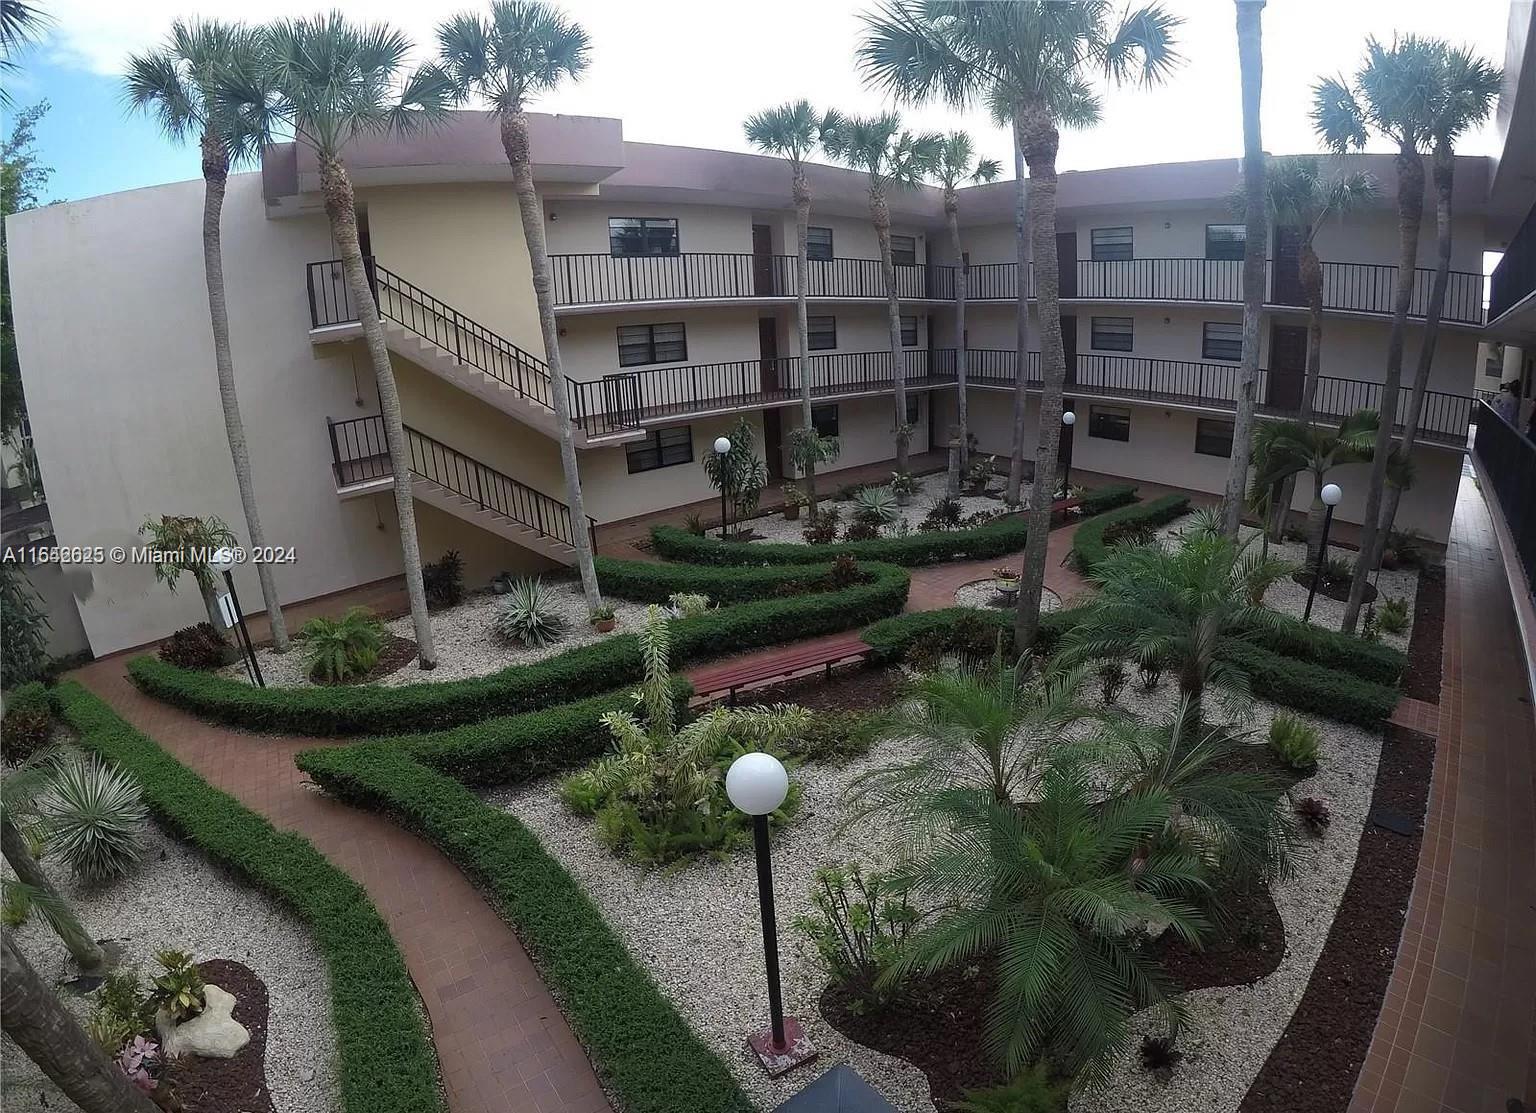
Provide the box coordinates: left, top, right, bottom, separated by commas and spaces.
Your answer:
932, 131, 1000, 471
744, 100, 841, 511
124, 19, 292, 651
435, 1, 604, 609
1249, 410, 1376, 569
819, 111, 942, 476
857, 0, 1182, 652
884, 764, 1207, 1083
235, 15, 452, 668
1312, 35, 1444, 632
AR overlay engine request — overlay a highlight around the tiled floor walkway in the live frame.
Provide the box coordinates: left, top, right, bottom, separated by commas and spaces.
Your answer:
1349, 469, 1536, 1113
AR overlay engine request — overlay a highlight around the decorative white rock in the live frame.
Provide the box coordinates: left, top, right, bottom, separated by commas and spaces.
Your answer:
156, 984, 249, 1059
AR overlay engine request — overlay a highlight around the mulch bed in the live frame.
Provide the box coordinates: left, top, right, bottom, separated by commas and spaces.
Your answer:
162, 959, 274, 1113
1289, 569, 1377, 604
1402, 564, 1445, 702
1153, 880, 1287, 993
737, 665, 903, 714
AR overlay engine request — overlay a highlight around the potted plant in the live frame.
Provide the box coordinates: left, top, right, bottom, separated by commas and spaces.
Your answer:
992, 565, 1020, 601
889, 471, 917, 506
781, 484, 808, 521
589, 603, 618, 633
964, 454, 996, 495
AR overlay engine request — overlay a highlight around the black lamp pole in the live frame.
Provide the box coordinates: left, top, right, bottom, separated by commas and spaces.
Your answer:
220, 569, 265, 688
1304, 503, 1336, 624
750, 813, 787, 1050
720, 477, 730, 541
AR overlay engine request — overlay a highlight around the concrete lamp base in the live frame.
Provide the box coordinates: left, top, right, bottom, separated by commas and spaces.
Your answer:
747, 1017, 818, 1077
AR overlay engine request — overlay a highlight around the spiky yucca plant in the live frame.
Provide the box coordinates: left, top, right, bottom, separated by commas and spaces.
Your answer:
493, 577, 567, 648
41, 754, 148, 885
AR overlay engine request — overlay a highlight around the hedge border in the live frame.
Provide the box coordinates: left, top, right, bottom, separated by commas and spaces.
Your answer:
652, 484, 1141, 567
1070, 492, 1192, 572
592, 554, 862, 604
128, 561, 909, 736
50, 682, 444, 1113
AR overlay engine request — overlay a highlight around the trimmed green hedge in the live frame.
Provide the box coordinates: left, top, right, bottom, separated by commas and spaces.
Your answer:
50, 683, 443, 1113
1240, 614, 1405, 686
296, 741, 753, 1113
653, 484, 1140, 567
1070, 493, 1192, 573
594, 554, 860, 604
129, 562, 908, 736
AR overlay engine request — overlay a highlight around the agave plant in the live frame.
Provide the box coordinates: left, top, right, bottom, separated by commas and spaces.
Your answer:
41, 754, 148, 884
852, 485, 901, 527
492, 577, 567, 648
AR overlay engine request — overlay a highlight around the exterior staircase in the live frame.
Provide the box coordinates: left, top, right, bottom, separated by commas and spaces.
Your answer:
326, 415, 592, 566
306, 257, 644, 447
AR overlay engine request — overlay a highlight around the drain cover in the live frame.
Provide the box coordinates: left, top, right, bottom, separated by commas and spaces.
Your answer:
1368, 806, 1416, 835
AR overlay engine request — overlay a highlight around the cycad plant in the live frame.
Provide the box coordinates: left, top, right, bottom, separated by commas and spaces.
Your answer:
1248, 410, 1376, 569
884, 763, 1208, 1083
819, 112, 942, 476
298, 606, 384, 682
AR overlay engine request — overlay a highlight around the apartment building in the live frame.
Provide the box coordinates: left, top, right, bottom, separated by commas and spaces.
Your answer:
5, 112, 1495, 656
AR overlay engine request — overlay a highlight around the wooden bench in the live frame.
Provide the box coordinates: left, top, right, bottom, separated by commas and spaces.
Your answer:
689, 633, 873, 706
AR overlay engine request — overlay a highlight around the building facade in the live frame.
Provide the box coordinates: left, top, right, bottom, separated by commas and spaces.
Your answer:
5, 113, 1494, 656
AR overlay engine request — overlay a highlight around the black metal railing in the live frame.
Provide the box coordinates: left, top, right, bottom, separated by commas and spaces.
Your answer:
307, 258, 554, 409
1471, 399, 1536, 593
1489, 202, 1536, 324
326, 415, 593, 550
571, 349, 956, 435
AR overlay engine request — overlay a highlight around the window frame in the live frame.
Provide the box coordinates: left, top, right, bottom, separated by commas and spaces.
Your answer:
890, 234, 918, 266
1201, 321, 1244, 362
811, 404, 840, 438
616, 322, 688, 368
1194, 417, 1235, 458
1204, 224, 1247, 262
807, 315, 837, 351
807, 226, 834, 262
1088, 404, 1131, 442
1090, 226, 1134, 263
608, 217, 680, 258
625, 425, 694, 474
1089, 316, 1135, 353
900, 315, 919, 347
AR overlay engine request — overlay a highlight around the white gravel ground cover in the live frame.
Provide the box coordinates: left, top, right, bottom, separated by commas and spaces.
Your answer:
954, 580, 1062, 613
1154, 515, 1419, 650
223, 582, 653, 688
0, 792, 340, 1113
745, 472, 1028, 546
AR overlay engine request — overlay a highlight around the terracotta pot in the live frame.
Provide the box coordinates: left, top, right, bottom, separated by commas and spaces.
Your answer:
594, 618, 617, 633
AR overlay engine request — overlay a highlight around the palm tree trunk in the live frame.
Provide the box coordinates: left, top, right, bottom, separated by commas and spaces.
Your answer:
1270, 240, 1325, 541
318, 156, 438, 667
196, 573, 230, 641
1370, 141, 1453, 570
1013, 105, 1064, 653
947, 196, 969, 473
793, 172, 818, 512
872, 190, 909, 476
1304, 466, 1328, 569
1222, 0, 1268, 540
1342, 144, 1424, 632
502, 112, 602, 610
2, 932, 158, 1113
201, 136, 289, 653
1006, 123, 1031, 507
1, 817, 104, 971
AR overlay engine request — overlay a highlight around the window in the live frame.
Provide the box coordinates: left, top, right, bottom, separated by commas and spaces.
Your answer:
891, 234, 917, 266
901, 315, 919, 347
617, 323, 687, 367
811, 405, 839, 438
626, 426, 694, 473
1205, 224, 1247, 261
1202, 321, 1244, 362
608, 217, 679, 258
1090, 316, 1134, 352
808, 315, 837, 351
1088, 405, 1131, 442
807, 226, 833, 261
904, 394, 921, 425
1090, 227, 1134, 262
1194, 418, 1235, 458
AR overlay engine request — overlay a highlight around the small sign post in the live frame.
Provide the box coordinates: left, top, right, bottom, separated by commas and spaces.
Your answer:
211, 563, 265, 689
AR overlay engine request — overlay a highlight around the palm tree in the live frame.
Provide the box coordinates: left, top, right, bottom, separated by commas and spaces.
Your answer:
0, 0, 48, 108
884, 763, 1207, 1082
1220, 0, 1267, 540
858, 0, 1183, 652
744, 100, 841, 512
435, 1, 603, 610
124, 19, 292, 652
1063, 530, 1291, 731
1368, 45, 1499, 569
1249, 411, 1377, 569
246, 14, 451, 666
3, 932, 158, 1112
820, 112, 942, 476
932, 132, 1000, 471
1005, 124, 1030, 506
1312, 35, 1444, 632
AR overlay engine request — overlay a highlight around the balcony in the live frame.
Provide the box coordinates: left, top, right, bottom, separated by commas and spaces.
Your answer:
1487, 202, 1536, 334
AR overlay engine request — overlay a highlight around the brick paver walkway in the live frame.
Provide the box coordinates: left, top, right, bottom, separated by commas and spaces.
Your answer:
71, 661, 609, 1113
1350, 468, 1536, 1113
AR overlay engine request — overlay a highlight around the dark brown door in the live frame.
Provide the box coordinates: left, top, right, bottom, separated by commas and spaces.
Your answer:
1056, 232, 1078, 299
1061, 314, 1078, 385
752, 224, 775, 296
1272, 225, 1305, 306
1266, 323, 1308, 413
763, 409, 785, 483
758, 317, 780, 396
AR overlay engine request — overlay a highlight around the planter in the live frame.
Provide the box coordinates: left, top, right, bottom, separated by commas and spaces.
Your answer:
895, 491, 912, 507
782, 503, 801, 521
593, 618, 617, 633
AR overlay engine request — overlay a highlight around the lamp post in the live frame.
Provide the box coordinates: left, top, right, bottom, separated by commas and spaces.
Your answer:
1304, 483, 1343, 624
725, 752, 817, 1076
1060, 410, 1077, 497
209, 548, 264, 688
714, 435, 733, 541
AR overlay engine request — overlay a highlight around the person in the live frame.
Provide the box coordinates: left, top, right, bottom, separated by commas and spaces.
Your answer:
1493, 380, 1520, 424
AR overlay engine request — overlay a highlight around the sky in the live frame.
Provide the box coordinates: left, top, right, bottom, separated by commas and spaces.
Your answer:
2, 0, 1524, 206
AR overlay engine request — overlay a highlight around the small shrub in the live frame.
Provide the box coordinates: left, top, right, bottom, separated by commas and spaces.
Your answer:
1268, 712, 1321, 773
828, 554, 861, 591
1137, 661, 1163, 692
299, 607, 384, 683
149, 949, 205, 1023
952, 1063, 1067, 1113
905, 610, 1005, 670
87, 1009, 137, 1055
1381, 528, 1427, 570
2, 681, 53, 765
961, 509, 1000, 528
98, 968, 151, 1032
589, 603, 617, 625
1360, 605, 1381, 642
667, 592, 711, 618
157, 623, 229, 671
919, 496, 963, 532
1139, 1033, 1183, 1079
1, 881, 30, 927
1099, 658, 1128, 704
793, 863, 918, 1009
843, 519, 880, 541
802, 506, 840, 544
1296, 796, 1332, 835
780, 711, 876, 762
493, 578, 567, 648
962, 453, 996, 492
1378, 595, 1410, 635
684, 512, 706, 537
422, 550, 464, 609
852, 486, 900, 527
42, 753, 147, 884
117, 1035, 160, 1093
1321, 554, 1355, 585
1, 563, 51, 688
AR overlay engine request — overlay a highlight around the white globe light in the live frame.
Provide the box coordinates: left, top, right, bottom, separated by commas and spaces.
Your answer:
1062, 411, 1077, 426
725, 752, 789, 816
714, 436, 732, 455
208, 547, 237, 572
1321, 483, 1343, 507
